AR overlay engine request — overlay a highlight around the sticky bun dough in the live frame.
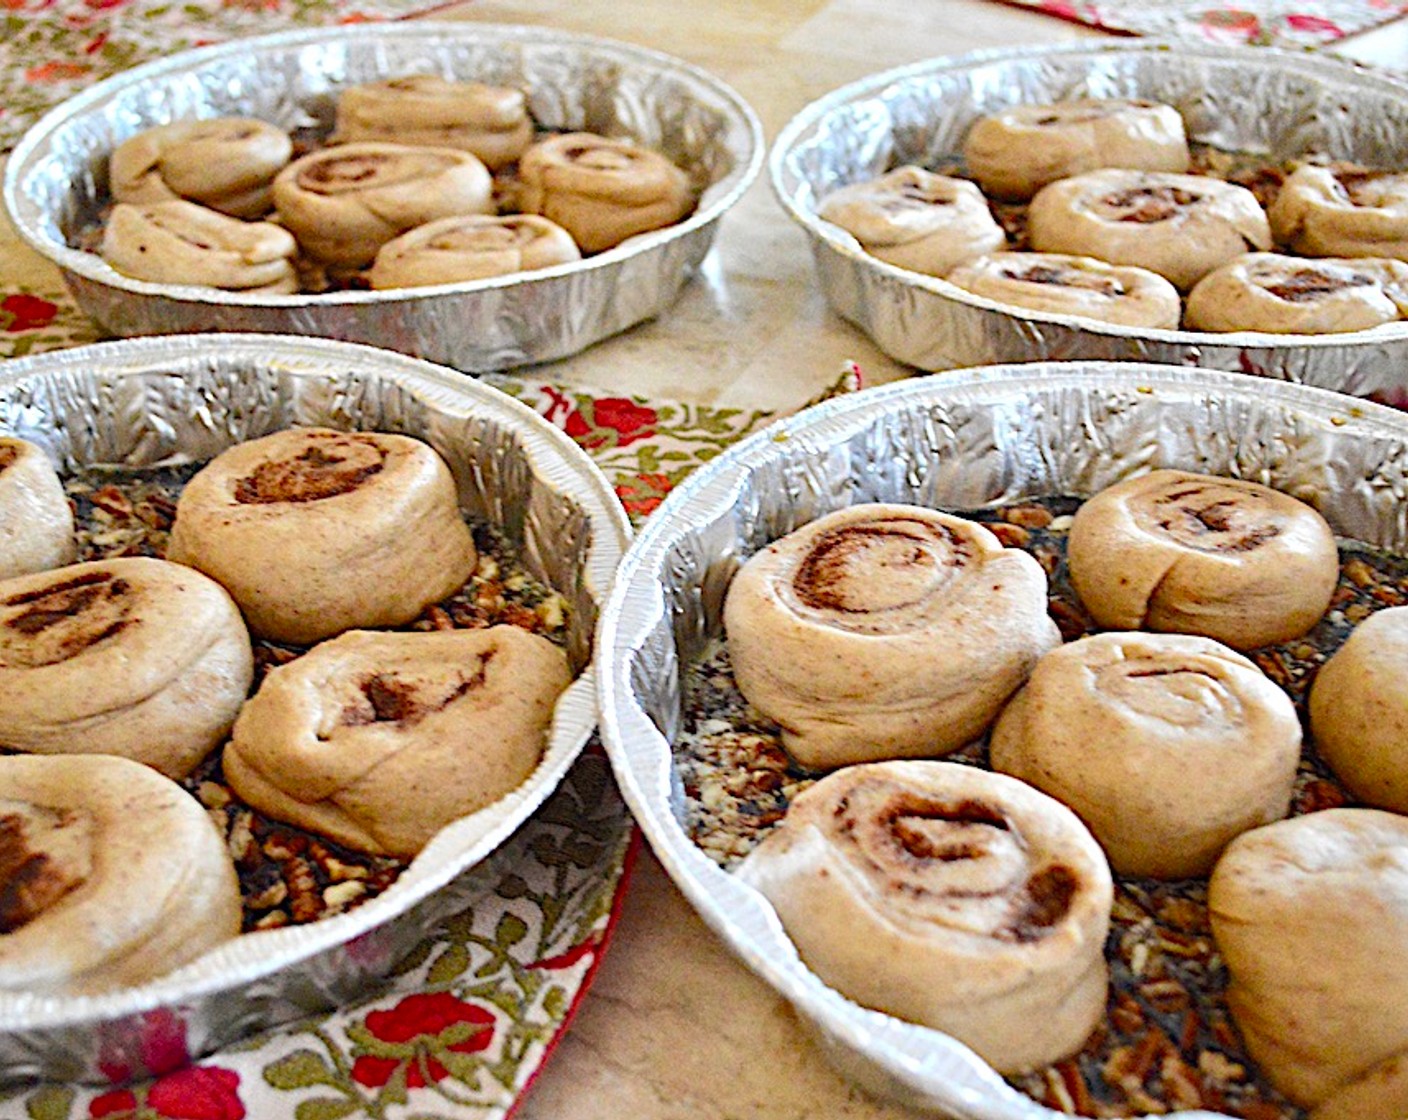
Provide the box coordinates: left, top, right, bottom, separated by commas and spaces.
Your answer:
1027, 169, 1272, 290
962, 97, 1190, 202
224, 626, 571, 858
0, 437, 75, 581
1065, 469, 1339, 650
990, 631, 1301, 879
722, 503, 1060, 770
815, 166, 1006, 277
1309, 605, 1408, 814
1309, 1051, 1408, 1120
1185, 252, 1408, 333
1269, 164, 1408, 261
369, 213, 581, 289
166, 428, 476, 646
0, 754, 241, 996
333, 75, 534, 171
1209, 809, 1408, 1108
736, 760, 1113, 1074
271, 142, 494, 268
946, 251, 1181, 328
0, 557, 253, 779
100, 200, 300, 294
517, 132, 695, 253
108, 117, 293, 220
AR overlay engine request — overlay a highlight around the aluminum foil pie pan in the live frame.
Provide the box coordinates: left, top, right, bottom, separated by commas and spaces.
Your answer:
3, 22, 762, 373
771, 41, 1408, 399
596, 361, 1408, 1119
0, 333, 630, 1082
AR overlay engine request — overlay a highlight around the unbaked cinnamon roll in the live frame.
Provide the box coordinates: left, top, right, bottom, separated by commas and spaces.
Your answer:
334, 75, 533, 171
1309, 605, 1408, 814
0, 437, 75, 581
166, 428, 475, 645
1028, 169, 1272, 289
0, 754, 240, 995
0, 557, 253, 779
517, 132, 694, 253
1185, 252, 1408, 333
722, 503, 1060, 770
224, 626, 570, 857
946, 251, 1181, 328
1269, 164, 1408, 260
1209, 809, 1408, 1107
990, 631, 1300, 878
100, 201, 299, 293
1066, 470, 1338, 650
962, 98, 1190, 202
815, 166, 1005, 277
736, 760, 1113, 1073
1310, 1051, 1408, 1120
369, 213, 581, 289
109, 117, 293, 219
271, 142, 494, 268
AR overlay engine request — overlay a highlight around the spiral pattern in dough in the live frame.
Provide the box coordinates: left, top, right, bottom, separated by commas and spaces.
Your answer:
736, 760, 1113, 1073
334, 75, 533, 171
816, 166, 1005, 277
1028, 169, 1271, 289
947, 251, 1181, 328
109, 117, 293, 219
517, 132, 694, 253
271, 142, 493, 268
722, 503, 1060, 770
369, 213, 581, 289
0, 438, 74, 581
1066, 470, 1339, 649
0, 557, 253, 778
962, 97, 1190, 201
100, 200, 299, 293
991, 631, 1301, 878
166, 428, 476, 645
1270, 164, 1408, 261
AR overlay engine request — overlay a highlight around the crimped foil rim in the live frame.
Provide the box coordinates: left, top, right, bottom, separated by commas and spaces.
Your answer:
0, 333, 631, 1029
3, 21, 764, 307
596, 362, 1407, 1120
769, 38, 1408, 351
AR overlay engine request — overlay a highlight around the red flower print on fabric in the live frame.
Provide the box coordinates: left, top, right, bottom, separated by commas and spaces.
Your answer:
0, 293, 58, 332
89, 1066, 245, 1120
541, 387, 658, 450
1285, 13, 1343, 34
351, 992, 496, 1089
615, 472, 672, 519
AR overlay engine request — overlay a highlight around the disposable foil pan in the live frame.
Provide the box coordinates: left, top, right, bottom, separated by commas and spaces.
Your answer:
771, 41, 1408, 399
0, 333, 630, 1083
596, 362, 1408, 1120
3, 23, 762, 373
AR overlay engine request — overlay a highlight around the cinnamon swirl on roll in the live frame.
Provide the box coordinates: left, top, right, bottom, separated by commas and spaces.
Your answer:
1209, 809, 1408, 1107
1066, 470, 1338, 649
369, 214, 581, 289
334, 76, 533, 171
991, 632, 1300, 878
1028, 169, 1271, 289
100, 201, 299, 293
166, 428, 475, 645
224, 626, 571, 857
0, 754, 240, 995
0, 557, 253, 779
1185, 252, 1408, 333
722, 503, 1060, 770
816, 166, 1005, 277
517, 132, 694, 253
946, 251, 1181, 328
736, 760, 1113, 1073
0, 437, 75, 581
109, 117, 292, 219
271, 143, 494, 268
962, 98, 1190, 202
1270, 164, 1408, 261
